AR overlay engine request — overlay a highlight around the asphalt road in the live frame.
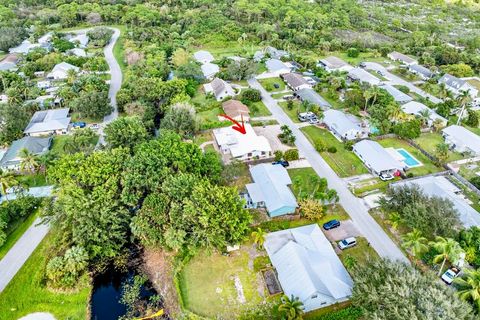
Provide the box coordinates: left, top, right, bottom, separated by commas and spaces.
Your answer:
248, 78, 409, 263
364, 62, 443, 104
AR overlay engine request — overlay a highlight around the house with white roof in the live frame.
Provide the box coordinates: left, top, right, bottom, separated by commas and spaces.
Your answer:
9, 40, 40, 54
67, 48, 87, 57
47, 62, 79, 80
387, 51, 418, 65
265, 46, 289, 60
438, 74, 478, 99
265, 59, 291, 76
264, 224, 354, 311
353, 140, 405, 179
0, 94, 8, 104
408, 64, 433, 80
24, 108, 71, 136
317, 56, 353, 73
213, 123, 271, 161
393, 176, 480, 228
193, 50, 214, 64
0, 54, 19, 71
281, 73, 312, 91
69, 33, 89, 48
347, 68, 381, 86
245, 163, 297, 217
0, 136, 52, 171
203, 78, 235, 101
323, 110, 367, 141
442, 125, 480, 155
401, 101, 447, 127
200, 63, 219, 80
379, 84, 413, 104
295, 88, 331, 110
37, 80, 52, 90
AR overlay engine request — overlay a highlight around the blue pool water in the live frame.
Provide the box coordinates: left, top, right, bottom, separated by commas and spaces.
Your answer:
397, 148, 420, 167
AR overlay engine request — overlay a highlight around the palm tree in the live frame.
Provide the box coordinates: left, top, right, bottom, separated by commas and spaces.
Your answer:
0, 170, 18, 200
251, 228, 266, 249
386, 212, 402, 230
456, 90, 473, 125
454, 268, 480, 310
278, 295, 304, 320
418, 108, 431, 127
430, 236, 464, 276
363, 87, 374, 112
37, 153, 54, 182
19, 148, 39, 174
432, 118, 445, 132
402, 229, 429, 258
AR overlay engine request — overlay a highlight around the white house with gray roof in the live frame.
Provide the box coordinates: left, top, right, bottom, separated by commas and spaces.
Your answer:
323, 109, 367, 141
24, 108, 71, 136
0, 136, 52, 171
264, 224, 353, 311
348, 68, 381, 86
439, 74, 478, 99
408, 64, 433, 80
47, 62, 79, 80
68, 33, 89, 48
193, 50, 214, 64
264, 59, 291, 76
200, 62, 220, 80
387, 51, 418, 65
265, 46, 289, 60
203, 78, 235, 101
393, 176, 480, 228
379, 84, 413, 104
353, 140, 405, 179
318, 56, 353, 73
442, 125, 480, 155
401, 101, 447, 127
246, 163, 297, 217
295, 88, 331, 110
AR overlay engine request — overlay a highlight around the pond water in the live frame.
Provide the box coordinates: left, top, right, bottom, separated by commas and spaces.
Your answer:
90, 267, 160, 320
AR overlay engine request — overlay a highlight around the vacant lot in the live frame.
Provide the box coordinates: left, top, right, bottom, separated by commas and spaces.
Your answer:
301, 126, 368, 177
258, 77, 285, 92
278, 100, 307, 123
414, 132, 463, 162
288, 167, 331, 199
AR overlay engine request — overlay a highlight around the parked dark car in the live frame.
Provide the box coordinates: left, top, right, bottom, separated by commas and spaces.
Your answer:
359, 62, 367, 68
72, 121, 86, 129
272, 160, 289, 167
323, 219, 340, 230
273, 83, 280, 89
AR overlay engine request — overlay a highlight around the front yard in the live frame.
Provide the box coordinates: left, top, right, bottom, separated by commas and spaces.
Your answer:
414, 132, 464, 162
301, 126, 368, 177
278, 100, 305, 123
258, 77, 286, 92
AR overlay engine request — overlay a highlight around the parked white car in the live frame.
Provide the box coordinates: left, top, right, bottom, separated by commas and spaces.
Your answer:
338, 237, 357, 250
441, 267, 460, 285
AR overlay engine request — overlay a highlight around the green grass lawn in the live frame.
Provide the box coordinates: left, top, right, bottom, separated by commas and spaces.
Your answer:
0, 233, 91, 320
289, 167, 332, 199
112, 25, 127, 73
49, 134, 99, 157
249, 101, 271, 117
17, 174, 48, 188
467, 79, 480, 94
193, 42, 261, 60
376, 137, 442, 176
193, 131, 213, 145
351, 177, 397, 197
258, 77, 285, 92
0, 208, 40, 260
178, 244, 263, 319
278, 101, 305, 123
301, 127, 368, 177
70, 112, 103, 124
338, 237, 378, 266
414, 132, 464, 162
316, 51, 387, 67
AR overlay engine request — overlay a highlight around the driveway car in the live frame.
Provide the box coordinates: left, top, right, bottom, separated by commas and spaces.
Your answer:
441, 267, 460, 285
90, 123, 100, 130
338, 237, 357, 250
72, 121, 86, 129
272, 160, 289, 167
323, 219, 340, 230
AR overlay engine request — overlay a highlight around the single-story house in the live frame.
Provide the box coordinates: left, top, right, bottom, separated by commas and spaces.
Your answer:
442, 125, 480, 155
323, 109, 367, 141
67, 48, 87, 57
245, 163, 297, 217
387, 51, 418, 65
379, 84, 413, 104
265, 46, 289, 60
0, 54, 19, 71
0, 136, 52, 171
24, 108, 71, 136
353, 140, 405, 179
295, 88, 331, 110
37, 80, 52, 90
213, 123, 271, 161
203, 77, 235, 101
393, 176, 480, 228
438, 74, 478, 99
47, 62, 80, 80
37, 32, 52, 44
200, 62, 220, 80
9, 40, 40, 54
347, 68, 381, 86
281, 73, 312, 91
193, 50, 214, 64
408, 64, 433, 80
253, 50, 265, 62
317, 56, 353, 73
401, 101, 447, 127
265, 59, 291, 75
69, 33, 89, 48
221, 100, 250, 122
264, 224, 354, 311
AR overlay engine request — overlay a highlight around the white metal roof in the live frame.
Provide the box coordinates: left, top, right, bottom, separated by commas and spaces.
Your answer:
401, 101, 446, 124
442, 125, 480, 154
266, 59, 290, 73
193, 50, 214, 63
213, 123, 271, 158
353, 140, 405, 172
246, 163, 297, 213
348, 68, 381, 85
323, 110, 362, 137
24, 108, 71, 134
264, 224, 353, 310
200, 63, 219, 78
379, 84, 413, 104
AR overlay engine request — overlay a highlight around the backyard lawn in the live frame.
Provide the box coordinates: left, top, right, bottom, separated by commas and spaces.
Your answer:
376, 137, 442, 176
49, 134, 99, 157
278, 101, 305, 123
414, 132, 464, 162
178, 244, 264, 319
301, 126, 368, 177
258, 77, 285, 92
0, 233, 91, 320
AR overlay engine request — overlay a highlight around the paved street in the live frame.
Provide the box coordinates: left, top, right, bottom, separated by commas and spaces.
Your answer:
248, 78, 408, 263
0, 186, 53, 203
364, 62, 443, 104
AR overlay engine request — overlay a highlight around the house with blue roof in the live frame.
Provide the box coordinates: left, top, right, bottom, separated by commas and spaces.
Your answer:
245, 163, 297, 217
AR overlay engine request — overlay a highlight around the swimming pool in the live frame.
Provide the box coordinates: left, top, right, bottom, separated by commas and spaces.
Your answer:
397, 148, 422, 167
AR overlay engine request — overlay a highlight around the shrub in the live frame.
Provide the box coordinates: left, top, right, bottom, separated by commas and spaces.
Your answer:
470, 176, 480, 190
346, 47, 359, 58
274, 150, 284, 161
46, 246, 89, 288
327, 146, 337, 153
465, 110, 479, 127
284, 149, 299, 161
299, 199, 324, 220
287, 100, 294, 110
240, 88, 261, 103
396, 85, 410, 94
344, 140, 354, 151
253, 256, 271, 272
315, 140, 326, 152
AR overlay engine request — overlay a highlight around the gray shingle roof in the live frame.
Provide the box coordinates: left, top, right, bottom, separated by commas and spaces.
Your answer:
282, 73, 309, 89
439, 74, 466, 90
408, 64, 433, 78
295, 88, 331, 109
0, 136, 52, 167
379, 84, 413, 104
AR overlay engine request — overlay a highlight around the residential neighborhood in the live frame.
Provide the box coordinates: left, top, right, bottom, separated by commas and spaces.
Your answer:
1, 1, 480, 320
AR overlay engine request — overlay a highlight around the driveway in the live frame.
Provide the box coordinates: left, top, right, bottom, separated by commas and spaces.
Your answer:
364, 62, 442, 104
253, 125, 293, 152
248, 78, 408, 263
323, 220, 361, 242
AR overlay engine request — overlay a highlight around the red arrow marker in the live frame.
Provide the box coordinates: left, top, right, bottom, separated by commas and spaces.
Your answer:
219, 114, 247, 134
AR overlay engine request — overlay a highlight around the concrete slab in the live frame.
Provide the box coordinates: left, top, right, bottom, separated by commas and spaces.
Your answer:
323, 220, 362, 242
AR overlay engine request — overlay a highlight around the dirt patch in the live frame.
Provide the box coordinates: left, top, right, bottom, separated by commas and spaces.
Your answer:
141, 249, 181, 317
